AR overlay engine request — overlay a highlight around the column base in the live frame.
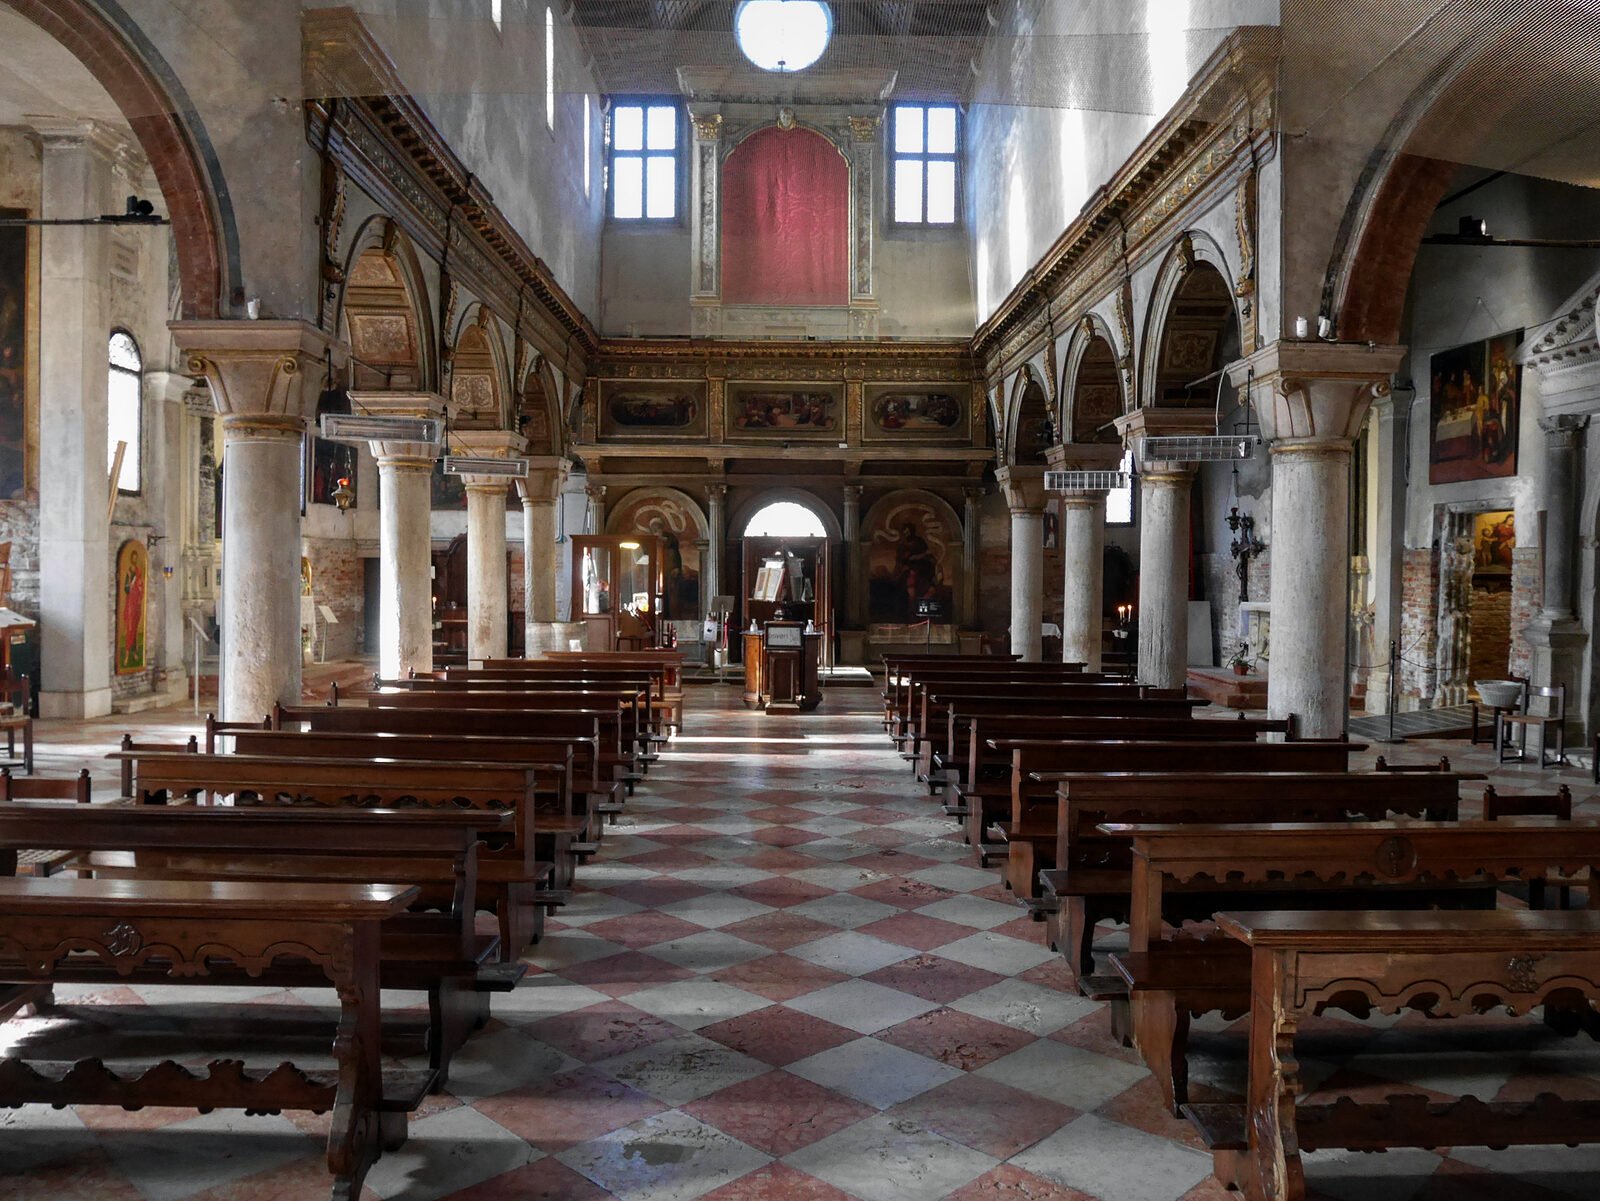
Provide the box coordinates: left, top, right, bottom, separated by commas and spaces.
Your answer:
1525, 613, 1588, 740
39, 687, 114, 720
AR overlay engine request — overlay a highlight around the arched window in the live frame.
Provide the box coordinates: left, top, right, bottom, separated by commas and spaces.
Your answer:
108, 330, 142, 494
743, 500, 826, 538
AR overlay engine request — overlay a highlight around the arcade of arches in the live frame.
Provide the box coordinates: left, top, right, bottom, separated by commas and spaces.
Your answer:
4, 2, 1600, 1198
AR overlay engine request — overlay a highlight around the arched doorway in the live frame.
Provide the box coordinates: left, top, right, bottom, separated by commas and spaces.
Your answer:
736, 492, 837, 668
743, 499, 827, 538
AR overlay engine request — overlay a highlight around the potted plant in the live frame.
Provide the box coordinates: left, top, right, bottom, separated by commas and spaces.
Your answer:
1228, 648, 1253, 676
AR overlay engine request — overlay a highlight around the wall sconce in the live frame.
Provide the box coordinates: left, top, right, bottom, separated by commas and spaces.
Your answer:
332, 476, 355, 512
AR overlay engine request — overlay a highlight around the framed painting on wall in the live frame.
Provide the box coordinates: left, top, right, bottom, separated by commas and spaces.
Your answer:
598, 380, 709, 439
865, 495, 959, 627
115, 539, 148, 675
0, 209, 26, 499
1472, 510, 1514, 576
1428, 331, 1521, 484
725, 384, 841, 438
862, 384, 966, 442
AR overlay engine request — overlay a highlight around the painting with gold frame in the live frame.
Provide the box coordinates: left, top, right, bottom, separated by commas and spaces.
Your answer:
115, 539, 148, 675
0, 209, 25, 499
862, 384, 967, 442
725, 383, 842, 438
598, 380, 709, 439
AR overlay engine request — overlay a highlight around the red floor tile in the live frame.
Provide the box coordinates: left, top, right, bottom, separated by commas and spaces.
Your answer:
855, 912, 974, 951
940, 1163, 1095, 1201
580, 911, 708, 951
558, 950, 697, 997
439, 1160, 617, 1201
726, 875, 832, 908
698, 1164, 860, 1201
525, 1000, 682, 1063
850, 876, 958, 909
476, 1065, 667, 1152
876, 1006, 1038, 1070
719, 911, 846, 952
682, 1070, 875, 1156
699, 1004, 860, 1066
710, 953, 852, 1002
862, 954, 1007, 1005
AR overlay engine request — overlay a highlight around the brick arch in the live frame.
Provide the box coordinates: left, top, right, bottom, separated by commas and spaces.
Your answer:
8, 0, 232, 318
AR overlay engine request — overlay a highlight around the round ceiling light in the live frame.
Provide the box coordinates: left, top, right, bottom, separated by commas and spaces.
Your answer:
734, 0, 832, 73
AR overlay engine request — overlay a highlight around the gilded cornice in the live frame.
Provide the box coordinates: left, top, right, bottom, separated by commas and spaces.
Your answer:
303, 7, 597, 366
972, 26, 1278, 383
592, 338, 977, 381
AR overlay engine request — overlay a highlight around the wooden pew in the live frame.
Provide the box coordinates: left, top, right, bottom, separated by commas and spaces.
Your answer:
538, 650, 686, 731
107, 751, 554, 960
475, 656, 683, 733
0, 876, 420, 1201
880, 654, 1022, 729
1107, 818, 1599, 1113
993, 738, 1365, 895
0, 767, 92, 877
227, 728, 604, 861
0, 802, 519, 1086
890, 668, 1115, 748
1035, 771, 1473, 977
1191, 909, 1600, 1201
885, 660, 1086, 740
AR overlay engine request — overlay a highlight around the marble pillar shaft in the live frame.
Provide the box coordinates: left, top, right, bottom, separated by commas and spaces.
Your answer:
1137, 471, 1192, 690
377, 455, 435, 678
219, 414, 305, 719
1539, 417, 1585, 619
1267, 443, 1352, 737
1009, 508, 1045, 662
465, 483, 509, 661
1060, 495, 1106, 670
523, 499, 558, 623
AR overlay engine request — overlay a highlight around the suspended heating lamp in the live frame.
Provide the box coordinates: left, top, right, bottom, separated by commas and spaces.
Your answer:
734, 0, 832, 73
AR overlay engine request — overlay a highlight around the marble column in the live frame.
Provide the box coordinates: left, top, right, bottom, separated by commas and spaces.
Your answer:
1365, 394, 1408, 713
452, 430, 527, 663
174, 320, 340, 721
961, 487, 982, 630
704, 483, 726, 618
1525, 416, 1589, 713
842, 483, 863, 628
586, 483, 606, 534
1059, 495, 1107, 670
1229, 342, 1405, 737
350, 393, 444, 679
36, 121, 114, 718
519, 456, 570, 656
997, 467, 1045, 661
1136, 470, 1194, 689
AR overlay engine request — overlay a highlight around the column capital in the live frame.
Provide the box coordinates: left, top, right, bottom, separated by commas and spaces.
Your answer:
450, 429, 527, 490
1539, 413, 1590, 448
516, 455, 572, 503
996, 465, 1046, 514
348, 391, 446, 463
963, 485, 986, 504
1044, 441, 1123, 478
1113, 406, 1213, 470
842, 483, 863, 502
1226, 340, 1406, 449
174, 320, 345, 420
705, 481, 727, 502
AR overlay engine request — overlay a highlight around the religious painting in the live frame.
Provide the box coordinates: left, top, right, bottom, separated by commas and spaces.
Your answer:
115, 539, 148, 675
309, 437, 357, 507
1428, 331, 1521, 484
726, 384, 841, 437
863, 385, 966, 441
598, 380, 709, 439
0, 210, 26, 499
609, 490, 705, 621
1473, 510, 1515, 576
430, 460, 466, 510
865, 494, 959, 628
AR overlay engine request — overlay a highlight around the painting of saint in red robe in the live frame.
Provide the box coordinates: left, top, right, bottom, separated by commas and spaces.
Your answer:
115, 539, 148, 674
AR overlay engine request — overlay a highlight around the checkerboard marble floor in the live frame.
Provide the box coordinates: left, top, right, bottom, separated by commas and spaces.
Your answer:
6, 684, 1600, 1200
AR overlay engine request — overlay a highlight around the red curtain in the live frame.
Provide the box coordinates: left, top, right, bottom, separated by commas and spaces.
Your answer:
721, 127, 849, 307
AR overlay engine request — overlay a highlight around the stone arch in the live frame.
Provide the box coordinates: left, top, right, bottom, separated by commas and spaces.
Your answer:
1138, 234, 1242, 412
860, 489, 963, 627
606, 486, 709, 622
730, 488, 843, 541
449, 305, 511, 429
5, 0, 235, 318
337, 218, 435, 392
1004, 364, 1052, 466
1061, 316, 1125, 444
518, 355, 565, 455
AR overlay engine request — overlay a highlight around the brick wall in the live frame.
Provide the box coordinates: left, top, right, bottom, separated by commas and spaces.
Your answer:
1399, 547, 1440, 704
1509, 546, 1541, 679
1467, 581, 1511, 683
304, 537, 364, 660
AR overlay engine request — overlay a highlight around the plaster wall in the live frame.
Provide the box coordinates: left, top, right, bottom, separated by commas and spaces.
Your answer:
966, 0, 1276, 324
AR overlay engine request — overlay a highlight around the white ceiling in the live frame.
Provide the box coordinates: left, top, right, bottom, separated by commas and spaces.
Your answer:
0, 6, 128, 128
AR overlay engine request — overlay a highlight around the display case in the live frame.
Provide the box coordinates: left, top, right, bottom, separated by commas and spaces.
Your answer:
570, 534, 661, 651
740, 536, 833, 668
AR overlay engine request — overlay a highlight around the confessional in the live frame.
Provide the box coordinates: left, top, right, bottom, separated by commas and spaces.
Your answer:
571, 534, 661, 651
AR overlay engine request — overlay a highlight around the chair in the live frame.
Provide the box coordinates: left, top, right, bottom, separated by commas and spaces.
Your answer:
1, 767, 92, 876
1484, 784, 1576, 908
1496, 685, 1567, 767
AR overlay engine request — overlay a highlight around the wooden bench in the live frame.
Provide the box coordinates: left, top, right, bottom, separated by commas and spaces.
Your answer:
894, 674, 1139, 754
362, 683, 655, 763
992, 738, 1364, 893
107, 751, 556, 960
0, 876, 421, 1201
0, 802, 520, 1087
1189, 909, 1600, 1201
1033, 771, 1472, 977
882, 661, 1091, 741
474, 657, 683, 733
880, 653, 1022, 729
0, 767, 92, 876
1107, 818, 1599, 1113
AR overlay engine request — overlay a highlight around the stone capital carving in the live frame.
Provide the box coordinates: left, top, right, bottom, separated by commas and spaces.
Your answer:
346, 391, 446, 463
1112, 406, 1214, 470
995, 465, 1047, 514
516, 455, 572, 503
1539, 414, 1590, 449
691, 113, 723, 142
847, 114, 881, 143
1044, 442, 1124, 475
450, 429, 527, 459
173, 320, 344, 420
1226, 341, 1406, 449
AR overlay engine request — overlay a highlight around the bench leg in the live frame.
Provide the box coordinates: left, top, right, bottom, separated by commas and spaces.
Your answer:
427, 977, 488, 1091
326, 931, 385, 1201
1132, 990, 1190, 1115
1063, 897, 1095, 980
496, 884, 544, 962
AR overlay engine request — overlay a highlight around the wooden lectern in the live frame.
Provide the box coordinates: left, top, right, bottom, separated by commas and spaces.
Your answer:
742, 621, 822, 713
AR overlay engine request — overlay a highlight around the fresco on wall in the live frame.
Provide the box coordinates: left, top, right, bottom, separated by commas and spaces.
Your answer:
1473, 510, 1515, 576
866, 496, 958, 627
609, 491, 704, 621
864, 387, 964, 439
0, 210, 25, 499
599, 381, 708, 437
1428, 332, 1521, 484
115, 539, 148, 675
727, 386, 840, 435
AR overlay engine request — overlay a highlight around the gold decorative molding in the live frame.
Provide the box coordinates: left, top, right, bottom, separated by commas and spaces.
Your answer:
847, 115, 880, 143
692, 113, 724, 141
